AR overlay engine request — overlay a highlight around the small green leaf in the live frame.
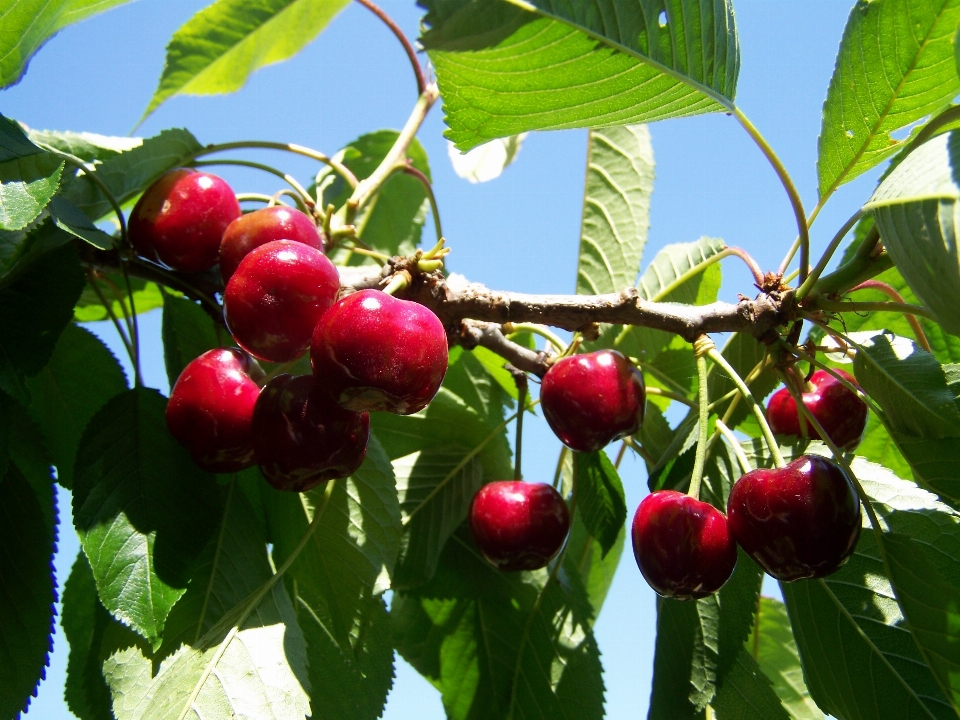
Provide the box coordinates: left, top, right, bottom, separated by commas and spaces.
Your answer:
0, 0, 135, 88
818, 0, 960, 199
0, 151, 63, 230
0, 242, 85, 405
60, 128, 202, 223
72, 387, 223, 645
0, 112, 44, 161
420, 0, 739, 150
573, 450, 626, 557
26, 323, 128, 489
48, 196, 114, 249
142, 0, 351, 121
320, 130, 431, 264
0, 463, 57, 718
161, 293, 220, 388
576, 124, 654, 296
746, 597, 823, 720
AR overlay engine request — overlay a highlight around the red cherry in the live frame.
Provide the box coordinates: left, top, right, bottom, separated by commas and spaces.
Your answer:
767, 369, 867, 450
252, 374, 369, 493
540, 349, 645, 452
310, 289, 448, 415
631, 490, 737, 599
727, 454, 861, 581
224, 240, 340, 363
469, 481, 570, 571
219, 206, 323, 283
165, 348, 260, 473
129, 168, 240, 272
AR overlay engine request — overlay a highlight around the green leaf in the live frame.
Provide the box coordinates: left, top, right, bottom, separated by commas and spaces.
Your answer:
61, 552, 116, 720
259, 443, 398, 719
713, 650, 791, 720
72, 387, 223, 645
0, 150, 63, 230
0, 214, 73, 285
26, 324, 127, 489
48, 195, 114, 249
26, 127, 142, 163
865, 131, 960, 335
420, 0, 739, 150
142, 0, 351, 121
855, 411, 914, 482
745, 597, 823, 720
103, 489, 311, 720
0, 112, 44, 161
0, 242, 85, 405
320, 130, 431, 263
563, 511, 624, 617
0, 462, 57, 718
60, 128, 202, 223
573, 450, 626, 557
161, 293, 220, 388
74, 273, 168, 323
576, 124, 654, 295
392, 529, 604, 720
818, 0, 960, 198
853, 331, 960, 437
0, 0, 134, 88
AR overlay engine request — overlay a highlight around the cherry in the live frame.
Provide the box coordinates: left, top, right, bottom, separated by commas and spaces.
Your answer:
129, 168, 240, 272
631, 490, 737, 599
540, 349, 645, 452
219, 206, 323, 283
469, 481, 570, 571
252, 374, 369, 492
224, 240, 340, 363
310, 289, 448, 415
165, 348, 260, 473
767, 369, 867, 450
727, 454, 861, 581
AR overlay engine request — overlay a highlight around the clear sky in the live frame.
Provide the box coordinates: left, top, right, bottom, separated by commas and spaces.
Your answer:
3, 1, 877, 717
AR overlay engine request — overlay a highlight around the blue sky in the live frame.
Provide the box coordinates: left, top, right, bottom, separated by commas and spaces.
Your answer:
3, 1, 878, 717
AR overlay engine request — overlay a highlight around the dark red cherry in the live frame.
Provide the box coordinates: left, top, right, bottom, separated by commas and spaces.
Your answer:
219, 206, 323, 283
252, 374, 369, 493
540, 349, 645, 452
767, 369, 867, 450
224, 240, 340, 363
469, 481, 570, 572
310, 289, 448, 415
129, 168, 240, 272
727, 454, 862, 581
165, 348, 260, 473
631, 490, 737, 599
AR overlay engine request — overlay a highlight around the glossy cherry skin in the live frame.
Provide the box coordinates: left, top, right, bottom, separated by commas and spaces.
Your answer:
540, 350, 645, 452
767, 369, 867, 450
727, 455, 862, 581
129, 168, 240, 272
224, 240, 340, 363
219, 206, 323, 283
469, 481, 570, 571
310, 289, 448, 415
252, 374, 369, 492
631, 490, 737, 599
165, 348, 260, 473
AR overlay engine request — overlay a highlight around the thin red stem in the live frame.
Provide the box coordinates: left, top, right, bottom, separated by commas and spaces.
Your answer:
354, 0, 426, 96
725, 246, 765, 286
852, 280, 932, 353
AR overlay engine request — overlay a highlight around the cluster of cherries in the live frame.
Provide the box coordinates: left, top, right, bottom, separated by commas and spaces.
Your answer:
133, 168, 449, 492
469, 349, 867, 600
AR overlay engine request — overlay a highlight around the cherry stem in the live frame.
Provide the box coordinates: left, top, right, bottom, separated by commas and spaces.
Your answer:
188, 141, 359, 189
190, 158, 313, 209
87, 273, 135, 364
624, 435, 656, 465
614, 441, 628, 470
503, 322, 566, 354
688, 351, 711, 500
511, 368, 528, 480
382, 271, 411, 296
119, 261, 143, 387
812, 297, 936, 321
630, 358, 691, 397
553, 446, 569, 489
796, 209, 863, 299
778, 337, 883, 417
714, 418, 751, 475
354, 0, 427, 96
850, 280, 933, 352
730, 107, 809, 283
646, 386, 695, 408
724, 246, 765, 286
401, 164, 443, 244
706, 346, 785, 468
236, 192, 280, 205
348, 246, 391, 265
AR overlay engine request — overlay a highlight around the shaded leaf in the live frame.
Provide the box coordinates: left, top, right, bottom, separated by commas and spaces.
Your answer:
0, 150, 63, 230
0, 112, 44, 161
26, 323, 127, 489
161, 293, 220, 388
420, 0, 739, 150
713, 650, 791, 720
576, 124, 654, 296
72, 387, 223, 645
563, 511, 624, 617
142, 0, 351, 120
574, 450, 626, 557
48, 195, 114, 249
